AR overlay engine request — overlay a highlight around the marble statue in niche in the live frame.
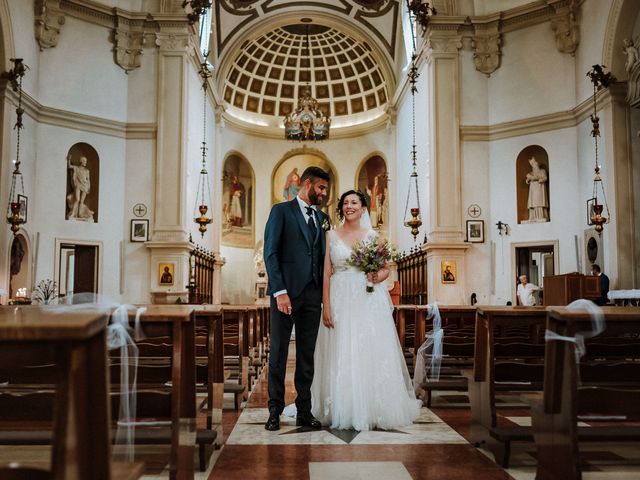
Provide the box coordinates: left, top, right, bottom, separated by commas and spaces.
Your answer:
623, 38, 640, 73
66, 143, 99, 222
524, 156, 549, 222
516, 145, 550, 224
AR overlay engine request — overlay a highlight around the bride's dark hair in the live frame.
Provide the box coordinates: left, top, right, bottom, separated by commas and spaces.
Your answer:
336, 190, 368, 221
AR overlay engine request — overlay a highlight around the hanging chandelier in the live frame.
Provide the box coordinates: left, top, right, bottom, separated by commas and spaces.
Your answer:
193, 60, 213, 237
402, 54, 422, 241
283, 25, 331, 141
3, 58, 28, 235
585, 65, 614, 234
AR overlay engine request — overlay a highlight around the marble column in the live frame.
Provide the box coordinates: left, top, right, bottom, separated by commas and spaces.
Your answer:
146, 29, 194, 303
423, 32, 470, 304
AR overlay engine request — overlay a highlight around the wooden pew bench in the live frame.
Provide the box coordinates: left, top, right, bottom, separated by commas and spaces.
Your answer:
462, 306, 548, 467
526, 306, 640, 480
0, 305, 143, 479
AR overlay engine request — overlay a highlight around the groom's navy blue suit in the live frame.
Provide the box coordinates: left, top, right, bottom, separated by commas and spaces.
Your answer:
264, 198, 329, 415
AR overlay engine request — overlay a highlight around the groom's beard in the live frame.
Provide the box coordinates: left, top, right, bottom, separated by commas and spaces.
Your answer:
308, 188, 323, 206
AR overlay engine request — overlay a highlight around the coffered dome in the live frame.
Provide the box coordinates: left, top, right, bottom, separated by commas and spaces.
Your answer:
221, 23, 389, 131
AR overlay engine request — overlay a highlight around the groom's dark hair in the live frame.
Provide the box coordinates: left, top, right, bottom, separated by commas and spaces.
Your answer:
300, 166, 330, 183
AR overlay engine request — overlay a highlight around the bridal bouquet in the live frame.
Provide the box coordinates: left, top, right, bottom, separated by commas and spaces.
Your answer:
347, 237, 399, 292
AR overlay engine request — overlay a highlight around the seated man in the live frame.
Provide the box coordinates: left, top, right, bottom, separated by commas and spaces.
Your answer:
517, 274, 540, 306
590, 264, 609, 305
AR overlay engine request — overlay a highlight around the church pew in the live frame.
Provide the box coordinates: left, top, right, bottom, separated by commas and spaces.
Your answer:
527, 306, 640, 480
0, 306, 144, 480
462, 306, 548, 467
221, 306, 248, 410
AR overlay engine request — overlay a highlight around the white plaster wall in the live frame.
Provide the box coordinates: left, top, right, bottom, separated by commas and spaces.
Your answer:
123, 139, 155, 303
32, 125, 127, 298
218, 123, 398, 304
487, 128, 584, 304
37, 16, 129, 121
459, 47, 488, 125
461, 140, 490, 303
472, 0, 531, 16
574, 0, 612, 102
488, 22, 575, 125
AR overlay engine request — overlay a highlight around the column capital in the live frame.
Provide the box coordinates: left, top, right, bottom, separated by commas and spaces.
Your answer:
425, 32, 462, 56
155, 31, 192, 53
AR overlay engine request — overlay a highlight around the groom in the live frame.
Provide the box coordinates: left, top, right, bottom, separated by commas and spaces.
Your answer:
263, 166, 330, 431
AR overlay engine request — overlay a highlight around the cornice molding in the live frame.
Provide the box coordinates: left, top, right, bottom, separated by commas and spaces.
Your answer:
460, 86, 614, 142
2, 86, 156, 139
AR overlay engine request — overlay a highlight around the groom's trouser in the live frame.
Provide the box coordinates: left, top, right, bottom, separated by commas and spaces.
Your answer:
268, 283, 322, 415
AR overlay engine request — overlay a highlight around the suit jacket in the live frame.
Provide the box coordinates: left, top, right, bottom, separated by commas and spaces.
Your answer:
599, 273, 610, 305
263, 199, 329, 299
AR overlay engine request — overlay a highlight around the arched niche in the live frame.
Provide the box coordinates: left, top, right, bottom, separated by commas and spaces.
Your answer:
356, 154, 388, 230
66, 143, 99, 223
272, 147, 338, 224
516, 145, 550, 224
8, 232, 30, 299
222, 152, 255, 248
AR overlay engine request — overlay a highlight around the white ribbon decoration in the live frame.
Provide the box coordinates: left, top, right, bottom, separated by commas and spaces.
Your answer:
413, 303, 443, 392
544, 299, 605, 363
53, 293, 146, 461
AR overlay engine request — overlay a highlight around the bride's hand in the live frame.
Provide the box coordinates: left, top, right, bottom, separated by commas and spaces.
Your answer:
322, 307, 334, 328
367, 268, 389, 284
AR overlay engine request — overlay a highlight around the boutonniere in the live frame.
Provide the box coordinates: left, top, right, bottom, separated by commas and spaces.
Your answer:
321, 218, 331, 232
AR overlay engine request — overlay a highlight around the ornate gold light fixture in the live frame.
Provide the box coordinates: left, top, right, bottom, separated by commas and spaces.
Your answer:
407, 0, 437, 31
402, 54, 422, 241
586, 65, 614, 234
2, 58, 28, 235
283, 24, 331, 141
193, 60, 213, 237
182, 0, 212, 25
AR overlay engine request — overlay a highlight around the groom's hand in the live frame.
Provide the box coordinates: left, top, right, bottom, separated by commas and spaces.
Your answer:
276, 293, 292, 316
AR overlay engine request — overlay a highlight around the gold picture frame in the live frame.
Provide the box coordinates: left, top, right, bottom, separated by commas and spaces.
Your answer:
441, 260, 457, 284
158, 262, 174, 286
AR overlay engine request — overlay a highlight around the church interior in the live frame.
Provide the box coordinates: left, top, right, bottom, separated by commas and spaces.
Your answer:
0, 0, 639, 478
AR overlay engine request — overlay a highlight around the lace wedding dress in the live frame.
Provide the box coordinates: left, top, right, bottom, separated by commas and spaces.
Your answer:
310, 229, 421, 431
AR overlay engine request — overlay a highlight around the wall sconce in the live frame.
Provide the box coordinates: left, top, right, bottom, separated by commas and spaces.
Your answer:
496, 221, 510, 236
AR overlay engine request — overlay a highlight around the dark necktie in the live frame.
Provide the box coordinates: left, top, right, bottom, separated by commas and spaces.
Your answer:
305, 206, 317, 237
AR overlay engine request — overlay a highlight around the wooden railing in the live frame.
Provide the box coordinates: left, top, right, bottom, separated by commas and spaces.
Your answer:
189, 245, 216, 304
396, 244, 428, 305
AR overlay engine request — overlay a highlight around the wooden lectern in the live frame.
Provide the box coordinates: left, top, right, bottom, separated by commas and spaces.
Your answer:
543, 273, 600, 306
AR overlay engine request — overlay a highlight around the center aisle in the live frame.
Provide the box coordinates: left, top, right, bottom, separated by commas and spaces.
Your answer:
209, 342, 513, 480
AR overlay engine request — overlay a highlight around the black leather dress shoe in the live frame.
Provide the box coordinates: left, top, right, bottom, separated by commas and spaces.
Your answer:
265, 411, 280, 431
296, 411, 321, 429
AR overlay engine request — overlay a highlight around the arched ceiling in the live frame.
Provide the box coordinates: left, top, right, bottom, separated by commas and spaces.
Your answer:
222, 24, 388, 122
213, 0, 399, 134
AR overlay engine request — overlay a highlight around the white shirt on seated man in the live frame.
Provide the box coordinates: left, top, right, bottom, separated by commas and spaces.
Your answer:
517, 274, 540, 306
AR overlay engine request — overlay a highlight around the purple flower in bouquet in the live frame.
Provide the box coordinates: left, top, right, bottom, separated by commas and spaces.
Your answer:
346, 237, 400, 292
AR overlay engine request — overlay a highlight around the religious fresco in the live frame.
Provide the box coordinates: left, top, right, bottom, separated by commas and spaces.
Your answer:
272, 150, 337, 224
356, 155, 388, 230
222, 153, 254, 248
516, 145, 550, 224
66, 143, 99, 222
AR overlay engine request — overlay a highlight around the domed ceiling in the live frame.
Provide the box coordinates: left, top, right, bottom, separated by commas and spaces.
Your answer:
222, 23, 389, 129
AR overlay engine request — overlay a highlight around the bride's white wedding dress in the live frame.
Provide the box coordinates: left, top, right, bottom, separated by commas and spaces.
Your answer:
310, 229, 421, 431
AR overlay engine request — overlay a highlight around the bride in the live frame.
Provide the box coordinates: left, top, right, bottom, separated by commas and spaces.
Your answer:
310, 190, 421, 430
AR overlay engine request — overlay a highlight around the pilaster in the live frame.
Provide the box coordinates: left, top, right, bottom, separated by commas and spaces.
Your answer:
422, 31, 470, 304
425, 31, 464, 244
145, 27, 194, 302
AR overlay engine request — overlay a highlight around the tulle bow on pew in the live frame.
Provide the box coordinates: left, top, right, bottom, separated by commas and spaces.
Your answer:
52, 294, 146, 462
544, 299, 605, 362
413, 303, 443, 392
